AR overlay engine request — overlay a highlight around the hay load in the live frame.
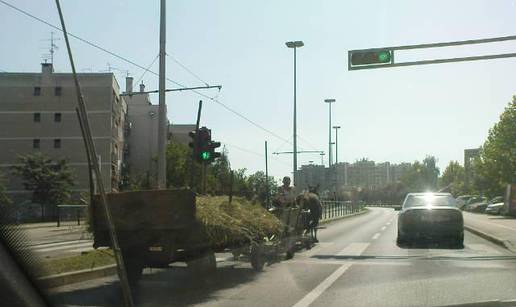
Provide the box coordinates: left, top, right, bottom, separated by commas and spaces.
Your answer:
196, 196, 283, 247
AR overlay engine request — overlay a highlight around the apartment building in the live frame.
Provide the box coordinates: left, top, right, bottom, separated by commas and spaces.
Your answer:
0, 63, 127, 203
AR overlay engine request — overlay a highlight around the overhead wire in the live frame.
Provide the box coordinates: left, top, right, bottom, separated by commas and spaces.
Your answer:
135, 54, 159, 85
0, 0, 293, 145
167, 53, 209, 86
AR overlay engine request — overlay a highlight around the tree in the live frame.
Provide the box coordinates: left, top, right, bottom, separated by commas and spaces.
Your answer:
11, 153, 75, 220
0, 171, 11, 206
439, 161, 466, 196
246, 171, 278, 205
473, 100, 516, 197
400, 156, 440, 192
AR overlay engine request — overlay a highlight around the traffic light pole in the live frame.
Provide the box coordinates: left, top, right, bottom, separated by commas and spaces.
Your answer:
157, 0, 167, 189
349, 34, 516, 70
265, 141, 269, 209
189, 101, 203, 189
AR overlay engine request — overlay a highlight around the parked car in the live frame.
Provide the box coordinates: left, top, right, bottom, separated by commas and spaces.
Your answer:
462, 196, 488, 212
485, 201, 505, 215
397, 192, 463, 247
456, 195, 475, 210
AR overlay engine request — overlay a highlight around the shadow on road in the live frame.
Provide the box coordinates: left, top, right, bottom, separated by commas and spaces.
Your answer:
49, 265, 259, 307
397, 241, 464, 250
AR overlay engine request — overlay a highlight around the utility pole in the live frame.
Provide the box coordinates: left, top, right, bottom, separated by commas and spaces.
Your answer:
333, 125, 341, 164
157, 0, 167, 189
265, 141, 270, 209
320, 152, 325, 166
286, 40, 304, 186
324, 99, 335, 167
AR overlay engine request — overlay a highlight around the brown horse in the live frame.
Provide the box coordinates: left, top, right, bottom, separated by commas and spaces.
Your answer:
296, 185, 322, 242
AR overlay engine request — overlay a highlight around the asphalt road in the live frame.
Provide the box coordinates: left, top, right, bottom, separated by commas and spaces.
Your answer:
48, 208, 516, 307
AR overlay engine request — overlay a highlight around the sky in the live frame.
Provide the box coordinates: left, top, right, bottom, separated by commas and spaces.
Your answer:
1, 0, 514, 180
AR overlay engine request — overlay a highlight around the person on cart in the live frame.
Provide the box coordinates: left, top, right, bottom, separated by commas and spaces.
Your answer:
274, 176, 297, 208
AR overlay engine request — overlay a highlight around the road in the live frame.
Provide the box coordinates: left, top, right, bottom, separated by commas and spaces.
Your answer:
48, 208, 516, 307
19, 224, 93, 259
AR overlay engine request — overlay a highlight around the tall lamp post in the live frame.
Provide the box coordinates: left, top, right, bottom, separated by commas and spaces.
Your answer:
286, 40, 304, 186
333, 126, 341, 164
324, 99, 336, 168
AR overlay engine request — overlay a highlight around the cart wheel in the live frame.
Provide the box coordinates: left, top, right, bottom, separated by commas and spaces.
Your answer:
250, 244, 265, 272
187, 251, 217, 274
232, 250, 241, 260
285, 248, 295, 260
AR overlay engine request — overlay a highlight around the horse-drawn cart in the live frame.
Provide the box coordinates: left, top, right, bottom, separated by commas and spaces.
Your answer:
90, 189, 319, 285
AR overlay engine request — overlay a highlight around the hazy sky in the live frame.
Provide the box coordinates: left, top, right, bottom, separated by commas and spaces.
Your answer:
1, 0, 514, 180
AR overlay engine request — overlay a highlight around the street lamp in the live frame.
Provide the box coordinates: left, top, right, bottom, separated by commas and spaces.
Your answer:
333, 126, 341, 164
324, 99, 336, 168
286, 40, 304, 186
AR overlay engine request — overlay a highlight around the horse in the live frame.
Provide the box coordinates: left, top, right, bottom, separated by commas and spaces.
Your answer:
296, 185, 322, 242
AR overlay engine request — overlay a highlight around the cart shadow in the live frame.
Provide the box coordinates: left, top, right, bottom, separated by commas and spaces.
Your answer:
48, 265, 259, 307
397, 241, 464, 250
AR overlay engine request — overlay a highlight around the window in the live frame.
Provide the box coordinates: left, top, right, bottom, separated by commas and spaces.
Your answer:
33, 87, 41, 96
54, 139, 61, 148
54, 113, 61, 122
33, 113, 41, 122
55, 87, 62, 96
33, 139, 40, 149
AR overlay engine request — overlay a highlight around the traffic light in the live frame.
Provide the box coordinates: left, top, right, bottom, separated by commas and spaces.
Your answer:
350, 49, 392, 66
207, 141, 221, 162
197, 127, 212, 162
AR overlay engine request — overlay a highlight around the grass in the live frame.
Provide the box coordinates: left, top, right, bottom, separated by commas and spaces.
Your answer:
36, 249, 115, 277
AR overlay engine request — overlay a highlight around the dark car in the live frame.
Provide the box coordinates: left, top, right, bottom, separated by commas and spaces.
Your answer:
397, 193, 464, 246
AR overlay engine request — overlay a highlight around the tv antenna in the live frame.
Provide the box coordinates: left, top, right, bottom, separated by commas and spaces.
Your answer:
42, 32, 60, 64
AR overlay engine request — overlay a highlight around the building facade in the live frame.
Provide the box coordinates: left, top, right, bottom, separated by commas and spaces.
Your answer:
0, 63, 127, 203
296, 159, 411, 193
123, 77, 159, 187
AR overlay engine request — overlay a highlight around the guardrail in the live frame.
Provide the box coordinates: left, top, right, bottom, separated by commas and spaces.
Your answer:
320, 201, 366, 220
56, 205, 88, 227
365, 202, 402, 210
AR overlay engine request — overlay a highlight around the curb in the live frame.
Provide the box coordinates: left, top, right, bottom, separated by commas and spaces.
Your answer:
463, 224, 515, 253
320, 208, 369, 225
38, 264, 117, 288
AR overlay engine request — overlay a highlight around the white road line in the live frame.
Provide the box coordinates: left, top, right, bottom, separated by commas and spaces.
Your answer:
381, 226, 386, 231
386, 222, 391, 226
293, 242, 370, 307
33, 242, 92, 253
67, 247, 95, 253
337, 242, 370, 256
23, 240, 92, 250
467, 243, 502, 255
292, 263, 352, 307
372, 233, 381, 240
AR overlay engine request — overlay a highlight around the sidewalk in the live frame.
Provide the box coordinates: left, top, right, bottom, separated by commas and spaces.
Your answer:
462, 211, 516, 252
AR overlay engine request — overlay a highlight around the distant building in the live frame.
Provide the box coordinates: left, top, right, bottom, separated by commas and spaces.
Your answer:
296, 158, 411, 193
0, 63, 127, 203
169, 124, 196, 146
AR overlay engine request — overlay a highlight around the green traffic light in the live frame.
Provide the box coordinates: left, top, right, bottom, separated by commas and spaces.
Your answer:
378, 51, 390, 63
201, 151, 211, 160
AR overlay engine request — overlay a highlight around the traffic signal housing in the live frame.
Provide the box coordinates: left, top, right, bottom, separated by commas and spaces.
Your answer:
349, 49, 392, 67
190, 127, 222, 163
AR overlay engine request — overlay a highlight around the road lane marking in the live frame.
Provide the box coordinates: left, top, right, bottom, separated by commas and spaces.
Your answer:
293, 242, 370, 307
372, 233, 381, 240
467, 243, 502, 255
337, 243, 370, 256
292, 263, 352, 307
303, 242, 336, 257
22, 240, 92, 250
33, 242, 92, 253
381, 226, 386, 231
290, 259, 410, 266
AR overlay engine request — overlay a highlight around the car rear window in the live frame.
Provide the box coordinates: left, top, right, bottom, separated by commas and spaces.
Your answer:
404, 194, 457, 208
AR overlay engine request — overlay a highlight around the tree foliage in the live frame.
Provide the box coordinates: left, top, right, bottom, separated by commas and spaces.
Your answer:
163, 142, 276, 206
473, 100, 516, 197
0, 171, 11, 206
439, 161, 466, 196
11, 153, 75, 219
400, 156, 440, 192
